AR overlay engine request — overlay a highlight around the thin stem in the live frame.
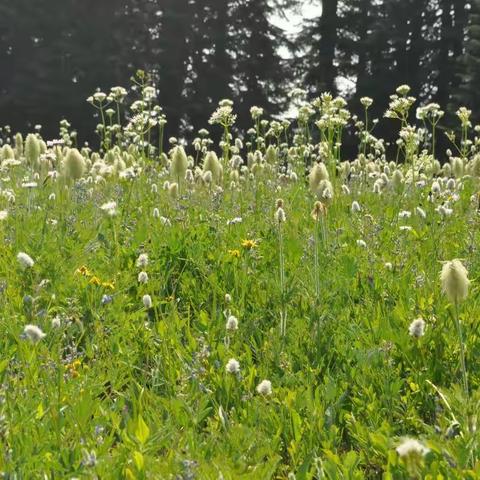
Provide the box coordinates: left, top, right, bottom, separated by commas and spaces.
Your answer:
453, 301, 468, 397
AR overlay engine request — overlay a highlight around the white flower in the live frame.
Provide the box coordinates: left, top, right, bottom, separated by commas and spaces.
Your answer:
440, 259, 470, 303
399, 225, 412, 231
226, 358, 240, 374
274, 207, 286, 223
17, 252, 35, 269
409, 318, 426, 338
356, 239, 367, 248
142, 294, 152, 309
385, 262, 393, 271
226, 315, 238, 331
100, 201, 117, 216
351, 201, 361, 213
23, 324, 46, 343
153, 208, 160, 219
51, 316, 61, 328
256, 379, 272, 395
0, 210, 7, 220
138, 271, 148, 284
398, 210, 411, 219
136, 253, 149, 268
396, 438, 429, 458
227, 217, 243, 226
225, 293, 232, 303
416, 207, 426, 219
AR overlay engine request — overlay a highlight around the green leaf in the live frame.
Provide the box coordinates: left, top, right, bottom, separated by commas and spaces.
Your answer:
135, 415, 150, 445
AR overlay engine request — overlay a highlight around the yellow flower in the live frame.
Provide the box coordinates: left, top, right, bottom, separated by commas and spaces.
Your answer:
228, 249, 241, 258
101, 281, 115, 290
241, 239, 257, 250
75, 265, 92, 277
89, 276, 102, 286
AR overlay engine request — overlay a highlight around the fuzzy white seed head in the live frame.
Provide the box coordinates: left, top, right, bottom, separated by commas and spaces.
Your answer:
226, 315, 238, 331
396, 438, 429, 458
256, 379, 272, 395
17, 252, 35, 269
226, 358, 240, 374
23, 324, 46, 343
142, 294, 152, 309
351, 201, 361, 213
409, 318, 426, 338
136, 253, 149, 268
274, 207, 286, 224
440, 259, 470, 303
138, 271, 149, 284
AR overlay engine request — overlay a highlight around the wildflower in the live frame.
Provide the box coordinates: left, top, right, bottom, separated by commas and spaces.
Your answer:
274, 207, 286, 224
76, 265, 92, 277
241, 239, 257, 250
396, 438, 429, 458
416, 207, 426, 219
227, 217, 243, 226
356, 239, 367, 248
22, 324, 46, 343
398, 210, 411, 219
63, 148, 85, 181
17, 252, 34, 269
226, 315, 238, 331
311, 201, 327, 221
228, 249, 241, 258
226, 358, 240, 374
101, 281, 115, 290
360, 97, 373, 108
440, 259, 470, 303
102, 294, 113, 305
168, 182, 179, 199
170, 146, 188, 180
100, 201, 117, 216
89, 276, 101, 286
138, 271, 148, 284
385, 262, 393, 271
0, 210, 7, 220
256, 379, 272, 395
225, 293, 232, 303
142, 294, 153, 309
136, 253, 149, 268
51, 316, 61, 328
409, 318, 426, 338
351, 201, 361, 213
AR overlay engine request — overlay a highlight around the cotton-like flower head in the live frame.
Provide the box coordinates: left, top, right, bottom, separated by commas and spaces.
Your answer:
225, 293, 232, 303
351, 201, 361, 213
309, 163, 329, 193
226, 358, 240, 374
256, 379, 272, 395
17, 252, 35, 269
138, 271, 148, 284
226, 315, 238, 331
100, 201, 117, 216
170, 146, 188, 180
440, 259, 470, 303
274, 207, 286, 224
396, 438, 429, 458
63, 148, 85, 181
136, 253, 149, 268
22, 324, 46, 343
0, 211, 7, 221
311, 201, 327, 221
142, 294, 152, 309
356, 239, 367, 248
409, 318, 426, 338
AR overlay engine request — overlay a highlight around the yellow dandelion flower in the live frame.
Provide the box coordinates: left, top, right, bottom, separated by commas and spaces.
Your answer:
241, 239, 257, 250
228, 249, 241, 258
89, 276, 102, 286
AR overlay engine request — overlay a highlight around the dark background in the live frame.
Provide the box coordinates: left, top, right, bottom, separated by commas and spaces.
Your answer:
0, 0, 477, 147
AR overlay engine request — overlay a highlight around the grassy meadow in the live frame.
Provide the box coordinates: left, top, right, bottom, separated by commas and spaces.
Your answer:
1, 80, 480, 478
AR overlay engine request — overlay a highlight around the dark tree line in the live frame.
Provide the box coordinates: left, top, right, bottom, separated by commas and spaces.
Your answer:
0, 0, 477, 143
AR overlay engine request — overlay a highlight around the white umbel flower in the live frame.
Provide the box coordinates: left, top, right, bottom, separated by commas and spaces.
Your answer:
17, 252, 35, 269
100, 201, 117, 216
440, 259, 470, 303
256, 379, 272, 395
23, 324, 46, 343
